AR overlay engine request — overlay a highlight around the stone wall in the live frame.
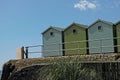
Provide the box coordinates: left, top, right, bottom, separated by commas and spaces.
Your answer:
1, 53, 120, 80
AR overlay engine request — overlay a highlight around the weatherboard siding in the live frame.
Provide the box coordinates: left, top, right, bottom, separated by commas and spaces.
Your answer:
42, 28, 63, 57
88, 21, 114, 54
64, 24, 87, 55
116, 22, 120, 52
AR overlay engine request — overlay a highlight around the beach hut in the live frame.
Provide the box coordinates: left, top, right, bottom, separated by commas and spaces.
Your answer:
63, 23, 88, 55
115, 21, 120, 52
42, 26, 64, 57
88, 19, 115, 54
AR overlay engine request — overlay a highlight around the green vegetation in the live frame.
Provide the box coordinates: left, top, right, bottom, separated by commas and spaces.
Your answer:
37, 58, 97, 80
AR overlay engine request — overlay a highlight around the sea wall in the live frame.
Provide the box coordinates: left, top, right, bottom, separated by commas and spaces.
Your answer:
1, 53, 120, 80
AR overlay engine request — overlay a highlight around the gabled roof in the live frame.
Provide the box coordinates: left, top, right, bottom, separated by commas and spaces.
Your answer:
42, 26, 64, 34
64, 22, 88, 31
88, 19, 113, 28
115, 21, 120, 25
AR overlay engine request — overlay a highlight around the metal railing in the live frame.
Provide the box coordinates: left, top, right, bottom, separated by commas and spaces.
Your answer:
24, 45, 43, 58
23, 37, 120, 58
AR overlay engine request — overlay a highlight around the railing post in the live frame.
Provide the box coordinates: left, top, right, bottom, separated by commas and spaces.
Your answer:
25, 47, 28, 58
22, 46, 24, 59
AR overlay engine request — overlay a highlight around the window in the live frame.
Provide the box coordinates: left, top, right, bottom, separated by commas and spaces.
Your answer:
98, 26, 102, 31
73, 29, 76, 33
50, 32, 53, 36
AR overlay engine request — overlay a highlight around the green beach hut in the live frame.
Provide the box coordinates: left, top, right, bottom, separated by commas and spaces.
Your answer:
42, 26, 64, 57
115, 21, 120, 52
63, 23, 88, 55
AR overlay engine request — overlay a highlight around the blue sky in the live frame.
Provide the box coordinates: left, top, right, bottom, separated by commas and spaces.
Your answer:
0, 0, 120, 70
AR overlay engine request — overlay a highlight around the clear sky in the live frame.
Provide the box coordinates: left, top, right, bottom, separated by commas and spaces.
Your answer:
0, 0, 120, 70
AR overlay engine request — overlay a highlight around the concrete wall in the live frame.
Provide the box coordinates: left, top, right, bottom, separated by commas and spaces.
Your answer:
88, 21, 114, 54
16, 47, 24, 59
